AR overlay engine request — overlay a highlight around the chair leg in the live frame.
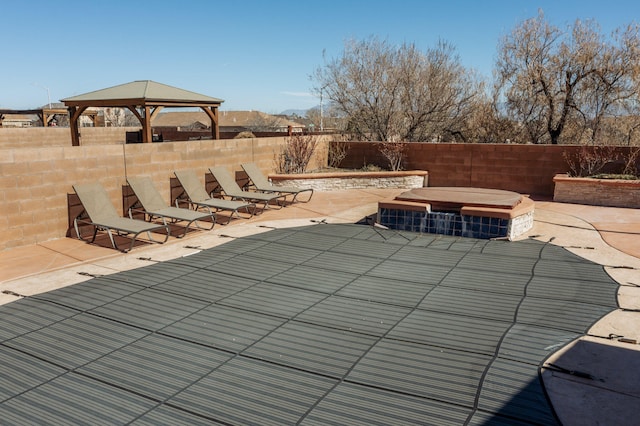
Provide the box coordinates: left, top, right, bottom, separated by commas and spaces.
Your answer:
106, 229, 118, 251
74, 219, 81, 241
302, 189, 314, 202
191, 215, 216, 232
225, 211, 235, 224
290, 189, 313, 204
90, 227, 99, 243
177, 218, 214, 238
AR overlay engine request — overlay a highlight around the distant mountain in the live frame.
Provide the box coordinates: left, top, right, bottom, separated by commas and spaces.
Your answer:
280, 108, 309, 117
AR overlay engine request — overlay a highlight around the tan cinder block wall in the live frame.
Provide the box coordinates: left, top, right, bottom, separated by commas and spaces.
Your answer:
79, 127, 143, 146
0, 127, 142, 148
0, 144, 127, 250
247, 134, 329, 175
1, 135, 329, 251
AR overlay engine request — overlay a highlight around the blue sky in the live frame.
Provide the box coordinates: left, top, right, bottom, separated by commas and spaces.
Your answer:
2, 0, 638, 113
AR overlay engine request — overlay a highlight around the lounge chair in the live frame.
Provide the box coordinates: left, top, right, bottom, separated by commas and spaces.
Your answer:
241, 162, 313, 203
174, 169, 256, 224
209, 166, 286, 209
126, 176, 216, 237
72, 182, 170, 252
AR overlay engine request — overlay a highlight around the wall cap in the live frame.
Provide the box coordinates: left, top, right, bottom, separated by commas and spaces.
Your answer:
553, 173, 640, 188
270, 170, 428, 180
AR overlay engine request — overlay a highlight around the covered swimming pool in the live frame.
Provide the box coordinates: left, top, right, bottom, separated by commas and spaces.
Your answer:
0, 224, 619, 424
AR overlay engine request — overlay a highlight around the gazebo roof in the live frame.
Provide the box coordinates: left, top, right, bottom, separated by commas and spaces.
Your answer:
61, 80, 224, 145
62, 80, 224, 107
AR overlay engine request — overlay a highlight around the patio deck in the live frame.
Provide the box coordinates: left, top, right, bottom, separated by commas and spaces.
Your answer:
1, 188, 639, 425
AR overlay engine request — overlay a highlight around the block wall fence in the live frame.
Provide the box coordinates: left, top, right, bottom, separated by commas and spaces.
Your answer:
0, 127, 143, 148
2, 128, 637, 251
339, 142, 637, 196
0, 130, 328, 251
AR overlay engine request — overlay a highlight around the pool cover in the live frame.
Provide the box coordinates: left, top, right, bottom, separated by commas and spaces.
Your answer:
0, 224, 620, 424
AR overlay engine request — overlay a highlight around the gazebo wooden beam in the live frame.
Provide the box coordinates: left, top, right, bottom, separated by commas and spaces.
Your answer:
126, 105, 144, 123
201, 106, 220, 139
42, 108, 69, 126
149, 106, 164, 121
142, 106, 152, 143
69, 106, 88, 146
0, 108, 69, 128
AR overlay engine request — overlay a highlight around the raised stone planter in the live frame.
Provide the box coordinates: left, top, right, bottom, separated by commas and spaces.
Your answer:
553, 174, 640, 208
269, 170, 428, 190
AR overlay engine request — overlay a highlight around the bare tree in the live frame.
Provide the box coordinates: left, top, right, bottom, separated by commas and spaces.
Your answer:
456, 88, 521, 143
305, 108, 322, 131
103, 107, 139, 127
495, 11, 640, 145
103, 108, 126, 127
579, 25, 640, 144
326, 134, 351, 168
313, 37, 479, 143
246, 112, 288, 132
379, 141, 406, 171
305, 104, 344, 132
274, 133, 318, 174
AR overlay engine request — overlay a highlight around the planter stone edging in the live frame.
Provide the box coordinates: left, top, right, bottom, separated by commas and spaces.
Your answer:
269, 170, 429, 191
553, 173, 640, 208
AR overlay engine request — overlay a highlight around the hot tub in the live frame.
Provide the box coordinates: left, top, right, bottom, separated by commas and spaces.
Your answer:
377, 187, 535, 240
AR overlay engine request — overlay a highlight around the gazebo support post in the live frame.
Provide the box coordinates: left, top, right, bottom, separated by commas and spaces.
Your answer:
69, 106, 88, 146
142, 106, 152, 143
201, 106, 220, 139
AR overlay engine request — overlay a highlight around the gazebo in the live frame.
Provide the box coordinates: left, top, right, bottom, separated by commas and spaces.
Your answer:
0, 107, 94, 128
62, 80, 224, 146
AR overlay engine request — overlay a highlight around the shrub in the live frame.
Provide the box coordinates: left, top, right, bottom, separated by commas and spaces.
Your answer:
361, 164, 383, 172
234, 131, 256, 139
563, 145, 640, 178
378, 141, 406, 171
622, 146, 640, 177
274, 133, 318, 174
563, 145, 619, 177
590, 173, 639, 180
328, 140, 350, 169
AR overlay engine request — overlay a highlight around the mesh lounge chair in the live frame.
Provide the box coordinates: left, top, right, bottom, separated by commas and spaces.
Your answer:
73, 182, 170, 252
241, 162, 313, 203
126, 176, 216, 238
209, 166, 286, 209
174, 169, 256, 224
